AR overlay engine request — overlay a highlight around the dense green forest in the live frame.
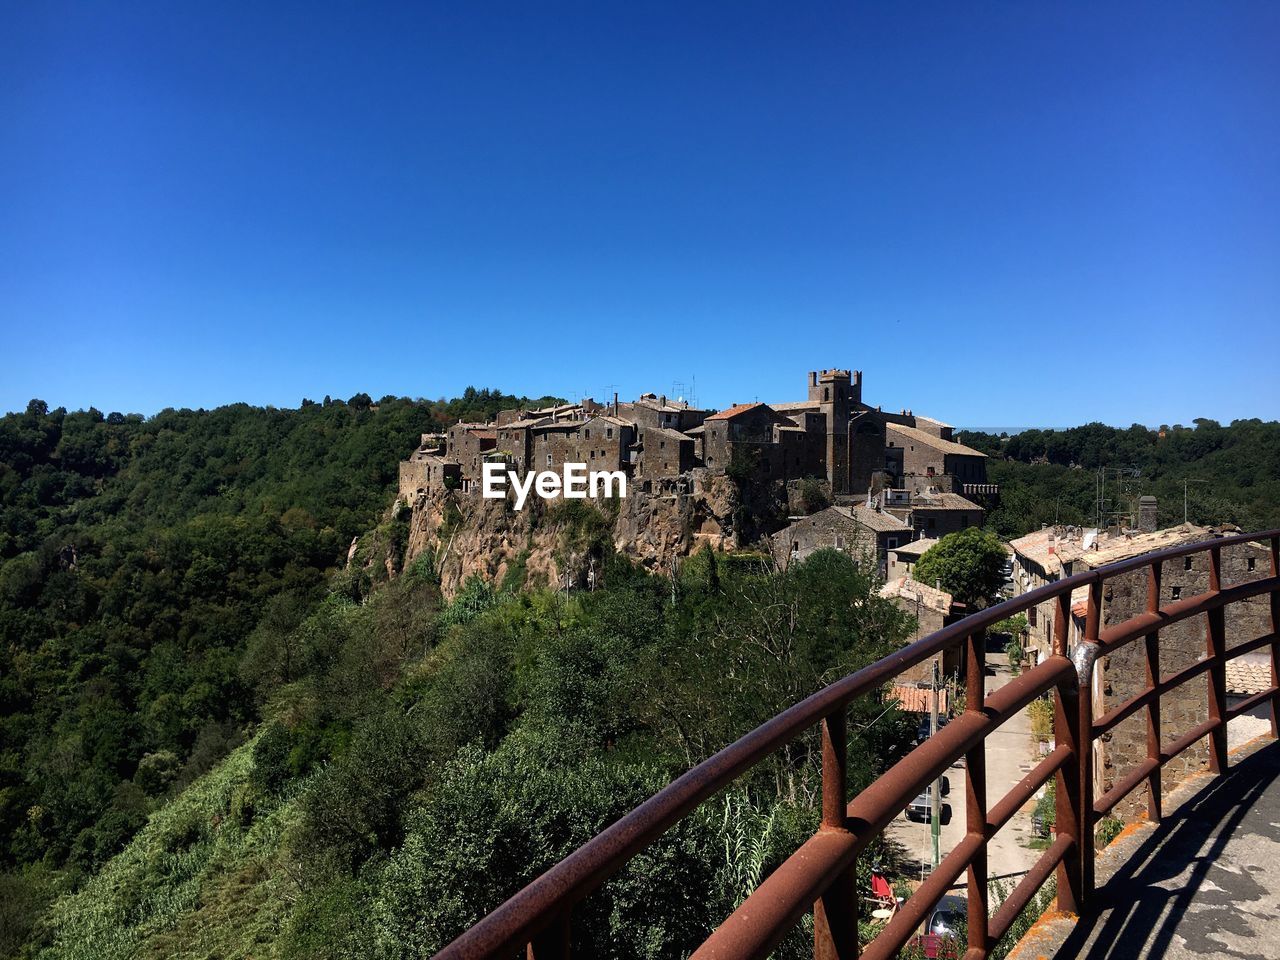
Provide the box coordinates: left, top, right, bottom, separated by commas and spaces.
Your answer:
3, 400, 1277, 959
0, 389, 564, 956
957, 419, 1280, 538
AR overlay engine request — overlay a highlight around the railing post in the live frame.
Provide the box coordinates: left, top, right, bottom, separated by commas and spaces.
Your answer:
964, 630, 989, 956
1079, 578, 1102, 902
527, 913, 571, 960
815, 707, 858, 960
1269, 535, 1280, 739
1052, 592, 1083, 915
1206, 545, 1229, 774
1144, 561, 1163, 823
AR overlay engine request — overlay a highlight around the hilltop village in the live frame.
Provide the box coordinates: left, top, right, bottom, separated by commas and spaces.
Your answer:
397, 367, 997, 591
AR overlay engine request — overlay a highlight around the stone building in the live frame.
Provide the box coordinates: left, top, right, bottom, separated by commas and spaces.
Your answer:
1009, 514, 1274, 818
1082, 531, 1272, 818
904, 490, 985, 538
887, 537, 939, 581
398, 454, 461, 500
772, 504, 911, 576
879, 577, 963, 683
635, 426, 697, 478
400, 366, 982, 540
885, 420, 989, 495
445, 423, 497, 488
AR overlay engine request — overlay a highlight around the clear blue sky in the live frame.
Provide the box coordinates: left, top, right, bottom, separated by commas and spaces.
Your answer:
3, 2, 1278, 427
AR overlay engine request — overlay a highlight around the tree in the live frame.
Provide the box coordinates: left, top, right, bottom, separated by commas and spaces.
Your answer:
912, 528, 1006, 610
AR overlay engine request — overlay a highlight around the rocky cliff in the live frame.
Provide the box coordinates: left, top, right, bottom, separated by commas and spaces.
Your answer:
400, 473, 785, 597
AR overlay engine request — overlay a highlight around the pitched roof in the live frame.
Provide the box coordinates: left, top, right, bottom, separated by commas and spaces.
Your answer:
643, 426, 693, 444
706, 402, 770, 421
1072, 525, 1214, 569
770, 401, 821, 413
911, 492, 984, 512
888, 423, 987, 458
890, 537, 939, 559
838, 504, 912, 533
887, 683, 949, 714
1226, 653, 1271, 696
880, 577, 954, 614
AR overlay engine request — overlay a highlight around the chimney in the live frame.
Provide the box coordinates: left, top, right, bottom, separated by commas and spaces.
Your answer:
809, 371, 817, 387
613, 391, 619, 416
660, 394, 666, 407
1138, 496, 1158, 533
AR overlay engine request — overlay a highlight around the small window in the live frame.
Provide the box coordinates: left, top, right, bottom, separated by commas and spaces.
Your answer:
1247, 557, 1256, 571
887, 537, 898, 549
546, 454, 552, 466
660, 440, 666, 449
1171, 586, 1182, 601
607, 428, 613, 439
584, 428, 590, 438
1184, 557, 1192, 571
590, 450, 595, 459
1029, 606, 1037, 627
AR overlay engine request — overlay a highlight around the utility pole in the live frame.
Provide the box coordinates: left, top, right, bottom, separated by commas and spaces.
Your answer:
1183, 478, 1208, 525
930, 658, 941, 869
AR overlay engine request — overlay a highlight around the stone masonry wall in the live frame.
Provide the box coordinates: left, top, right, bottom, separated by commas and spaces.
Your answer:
1098, 537, 1272, 820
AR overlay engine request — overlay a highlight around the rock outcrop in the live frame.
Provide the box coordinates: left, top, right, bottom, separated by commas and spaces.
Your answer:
402, 472, 785, 597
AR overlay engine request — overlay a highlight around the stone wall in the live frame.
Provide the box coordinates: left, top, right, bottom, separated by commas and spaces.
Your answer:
1096, 537, 1273, 819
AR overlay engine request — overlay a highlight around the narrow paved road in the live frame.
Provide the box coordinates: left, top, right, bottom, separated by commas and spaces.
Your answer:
886, 658, 1042, 887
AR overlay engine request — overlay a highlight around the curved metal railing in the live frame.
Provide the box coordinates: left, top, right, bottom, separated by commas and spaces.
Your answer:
436, 529, 1280, 960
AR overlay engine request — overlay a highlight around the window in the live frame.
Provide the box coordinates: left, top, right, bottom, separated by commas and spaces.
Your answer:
835, 534, 845, 549
823, 388, 830, 401
607, 428, 613, 439
546, 454, 552, 466
590, 450, 595, 459
1171, 586, 1182, 600
1184, 557, 1192, 571
584, 429, 590, 438
887, 537, 898, 549
1248, 557, 1256, 571
660, 440, 666, 449
927, 466, 935, 477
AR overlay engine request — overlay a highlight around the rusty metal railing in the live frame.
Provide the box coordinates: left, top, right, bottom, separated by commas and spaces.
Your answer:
435, 530, 1280, 960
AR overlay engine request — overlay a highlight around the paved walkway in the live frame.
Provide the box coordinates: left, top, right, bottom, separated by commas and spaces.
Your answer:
1023, 735, 1280, 960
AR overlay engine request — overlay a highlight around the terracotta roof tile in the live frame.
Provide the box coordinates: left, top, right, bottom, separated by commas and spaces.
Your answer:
705, 402, 767, 421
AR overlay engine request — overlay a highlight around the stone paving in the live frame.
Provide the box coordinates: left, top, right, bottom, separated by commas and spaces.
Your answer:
1014, 734, 1280, 960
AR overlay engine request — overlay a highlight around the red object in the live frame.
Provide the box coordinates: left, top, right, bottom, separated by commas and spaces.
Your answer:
870, 873, 893, 901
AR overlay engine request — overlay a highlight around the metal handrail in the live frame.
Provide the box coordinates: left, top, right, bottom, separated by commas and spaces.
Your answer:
435, 529, 1280, 960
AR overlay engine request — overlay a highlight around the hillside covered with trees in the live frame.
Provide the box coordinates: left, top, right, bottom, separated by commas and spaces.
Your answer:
3, 401, 1277, 959
0, 389, 562, 955
957, 419, 1280, 538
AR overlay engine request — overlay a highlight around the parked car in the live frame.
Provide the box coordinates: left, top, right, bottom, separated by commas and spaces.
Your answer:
927, 895, 966, 937
910, 895, 967, 958
915, 714, 949, 744
905, 788, 951, 823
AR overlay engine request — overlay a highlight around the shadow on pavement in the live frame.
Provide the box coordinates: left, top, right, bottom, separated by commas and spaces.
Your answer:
1057, 742, 1280, 959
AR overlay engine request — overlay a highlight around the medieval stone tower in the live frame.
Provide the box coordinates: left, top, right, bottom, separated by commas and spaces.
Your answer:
808, 369, 857, 495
